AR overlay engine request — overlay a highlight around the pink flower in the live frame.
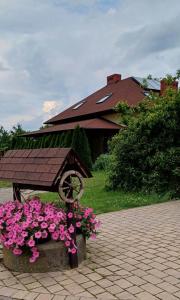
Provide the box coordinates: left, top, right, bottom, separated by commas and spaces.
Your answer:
49, 223, 56, 232
52, 231, 59, 240
71, 248, 77, 254
38, 216, 44, 222
32, 221, 38, 227
13, 248, 22, 256
21, 231, 28, 238
33, 251, 39, 258
76, 222, 81, 228
65, 240, 70, 247
41, 222, 48, 229
67, 212, 73, 219
27, 239, 35, 247
29, 256, 36, 263
90, 233, 97, 240
35, 231, 42, 239
41, 230, 48, 239
60, 234, 65, 240
68, 224, 74, 234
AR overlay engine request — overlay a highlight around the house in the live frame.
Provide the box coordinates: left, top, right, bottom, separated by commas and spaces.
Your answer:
24, 74, 178, 161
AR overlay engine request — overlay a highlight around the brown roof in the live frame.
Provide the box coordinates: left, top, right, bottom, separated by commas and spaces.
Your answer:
45, 77, 147, 124
23, 118, 122, 137
0, 148, 91, 189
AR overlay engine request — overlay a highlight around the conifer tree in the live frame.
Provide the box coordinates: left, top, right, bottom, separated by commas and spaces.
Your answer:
59, 132, 66, 147
71, 126, 92, 169
64, 130, 73, 147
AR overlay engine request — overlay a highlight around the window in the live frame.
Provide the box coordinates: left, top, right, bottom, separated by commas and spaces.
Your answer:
72, 101, 85, 110
96, 93, 113, 104
143, 91, 150, 96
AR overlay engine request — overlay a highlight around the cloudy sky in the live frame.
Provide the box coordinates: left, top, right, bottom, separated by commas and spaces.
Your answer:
0, 0, 180, 131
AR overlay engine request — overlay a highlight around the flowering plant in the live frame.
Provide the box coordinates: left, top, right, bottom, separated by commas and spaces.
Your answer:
73, 203, 101, 240
0, 197, 100, 263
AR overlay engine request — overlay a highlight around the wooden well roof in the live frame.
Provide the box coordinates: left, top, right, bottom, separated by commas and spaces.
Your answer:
0, 148, 91, 190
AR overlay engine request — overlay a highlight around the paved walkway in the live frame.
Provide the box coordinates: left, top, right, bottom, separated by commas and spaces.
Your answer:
0, 188, 44, 203
0, 188, 13, 203
0, 201, 180, 299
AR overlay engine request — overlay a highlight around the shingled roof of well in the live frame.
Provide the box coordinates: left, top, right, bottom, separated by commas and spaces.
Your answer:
0, 148, 91, 187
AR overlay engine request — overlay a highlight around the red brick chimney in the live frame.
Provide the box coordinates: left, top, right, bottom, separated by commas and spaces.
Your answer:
160, 79, 178, 95
107, 74, 121, 85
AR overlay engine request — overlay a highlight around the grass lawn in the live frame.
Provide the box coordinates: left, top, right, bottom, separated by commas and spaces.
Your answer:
40, 171, 171, 214
0, 181, 12, 188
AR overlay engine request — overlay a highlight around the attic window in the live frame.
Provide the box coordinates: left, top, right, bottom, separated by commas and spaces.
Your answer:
143, 91, 150, 96
96, 93, 113, 104
72, 101, 85, 110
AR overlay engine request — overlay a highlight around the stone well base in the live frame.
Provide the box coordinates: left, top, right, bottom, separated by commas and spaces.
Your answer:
3, 234, 86, 273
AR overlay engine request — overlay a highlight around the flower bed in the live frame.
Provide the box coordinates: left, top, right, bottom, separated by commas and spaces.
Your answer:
0, 197, 100, 271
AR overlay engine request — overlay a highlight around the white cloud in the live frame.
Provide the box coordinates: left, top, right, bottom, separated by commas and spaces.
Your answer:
43, 101, 58, 113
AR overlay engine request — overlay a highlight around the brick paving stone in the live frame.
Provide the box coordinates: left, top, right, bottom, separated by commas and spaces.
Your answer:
87, 285, 105, 296
140, 283, 163, 295
96, 291, 117, 299
47, 284, 64, 293
64, 283, 85, 295
11, 290, 29, 299
157, 282, 179, 293
52, 296, 66, 300
24, 292, 39, 300
156, 291, 179, 300
81, 281, 96, 289
76, 291, 95, 298
55, 290, 70, 296
3, 278, 18, 287
25, 281, 42, 290
142, 274, 162, 284
60, 279, 74, 286
96, 279, 113, 288
35, 294, 53, 300
20, 276, 36, 285
136, 291, 158, 299
86, 273, 103, 282
115, 278, 133, 289
73, 274, 89, 284
0, 287, 16, 297
148, 269, 167, 279
116, 290, 137, 299
105, 284, 123, 295
0, 273, 12, 281
127, 275, 146, 286
164, 276, 179, 285
127, 286, 143, 295
31, 287, 49, 294
10, 284, 27, 291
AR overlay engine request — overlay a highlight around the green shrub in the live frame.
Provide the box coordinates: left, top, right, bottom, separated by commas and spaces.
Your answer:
107, 86, 180, 197
93, 154, 111, 171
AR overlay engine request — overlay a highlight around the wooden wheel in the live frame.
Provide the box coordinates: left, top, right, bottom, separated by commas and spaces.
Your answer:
58, 170, 84, 203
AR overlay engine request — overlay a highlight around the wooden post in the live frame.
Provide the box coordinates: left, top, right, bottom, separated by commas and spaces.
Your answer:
66, 202, 78, 268
13, 183, 21, 202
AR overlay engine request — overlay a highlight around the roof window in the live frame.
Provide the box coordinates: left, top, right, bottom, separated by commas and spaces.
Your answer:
96, 93, 113, 104
72, 101, 85, 110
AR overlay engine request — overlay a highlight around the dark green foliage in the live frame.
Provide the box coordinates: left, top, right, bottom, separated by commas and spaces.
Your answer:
71, 126, 92, 169
59, 132, 66, 147
108, 88, 180, 196
49, 134, 56, 148
93, 154, 111, 171
64, 130, 73, 147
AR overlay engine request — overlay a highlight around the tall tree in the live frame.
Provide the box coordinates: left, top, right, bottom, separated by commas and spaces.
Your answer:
71, 126, 92, 169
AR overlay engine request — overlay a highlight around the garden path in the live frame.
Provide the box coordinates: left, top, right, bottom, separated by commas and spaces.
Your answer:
0, 188, 44, 203
0, 188, 13, 203
0, 201, 180, 299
